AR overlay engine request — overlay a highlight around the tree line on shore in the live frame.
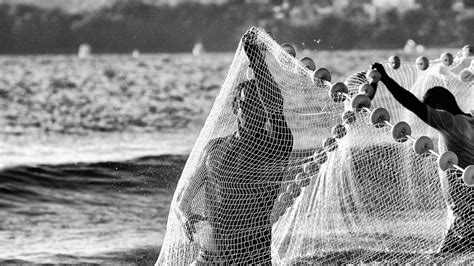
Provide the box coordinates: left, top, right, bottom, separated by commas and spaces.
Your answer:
0, 1, 472, 54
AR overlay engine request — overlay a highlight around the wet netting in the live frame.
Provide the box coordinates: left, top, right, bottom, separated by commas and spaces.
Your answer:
156, 27, 474, 265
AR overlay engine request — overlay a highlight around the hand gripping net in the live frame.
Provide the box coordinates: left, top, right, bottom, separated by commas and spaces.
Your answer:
157, 28, 474, 265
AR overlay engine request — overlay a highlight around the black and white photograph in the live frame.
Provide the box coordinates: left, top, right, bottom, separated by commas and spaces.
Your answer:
0, 0, 473, 264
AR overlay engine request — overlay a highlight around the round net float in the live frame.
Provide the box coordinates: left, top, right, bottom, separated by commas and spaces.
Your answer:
462, 165, 474, 187
278, 191, 292, 204
300, 57, 316, 71
366, 69, 381, 83
286, 182, 302, 198
437, 151, 459, 171
462, 44, 473, 58
276, 207, 287, 218
323, 137, 338, 152
281, 43, 296, 57
416, 56, 430, 70
460, 69, 473, 82
278, 192, 294, 208
370, 107, 390, 128
389, 55, 401, 69
358, 83, 375, 99
313, 67, 332, 82
273, 202, 287, 217
392, 121, 412, 142
413, 136, 434, 155
313, 150, 328, 164
351, 94, 371, 111
329, 82, 349, 102
303, 161, 320, 175
440, 52, 454, 66
342, 110, 356, 124
269, 212, 279, 224
295, 172, 311, 187
246, 67, 255, 80
332, 124, 347, 139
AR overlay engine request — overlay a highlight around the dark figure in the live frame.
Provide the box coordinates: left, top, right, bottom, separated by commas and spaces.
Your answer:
371, 63, 474, 254
178, 28, 294, 264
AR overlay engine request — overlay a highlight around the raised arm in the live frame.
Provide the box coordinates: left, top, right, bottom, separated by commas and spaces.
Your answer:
242, 28, 284, 114
371, 63, 430, 124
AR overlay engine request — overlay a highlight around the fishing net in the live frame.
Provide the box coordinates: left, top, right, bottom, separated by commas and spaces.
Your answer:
156, 27, 474, 265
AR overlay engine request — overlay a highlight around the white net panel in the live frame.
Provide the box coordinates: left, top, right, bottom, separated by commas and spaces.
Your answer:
157, 27, 474, 265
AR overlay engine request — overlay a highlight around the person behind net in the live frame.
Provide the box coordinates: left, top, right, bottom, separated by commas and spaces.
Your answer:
177, 28, 294, 264
371, 62, 474, 254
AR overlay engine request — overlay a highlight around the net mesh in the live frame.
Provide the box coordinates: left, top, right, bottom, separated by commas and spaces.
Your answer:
156, 27, 474, 265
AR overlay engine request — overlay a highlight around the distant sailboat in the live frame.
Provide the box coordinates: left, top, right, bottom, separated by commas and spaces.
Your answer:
403, 39, 424, 54
78, 43, 91, 59
132, 49, 141, 58
192, 41, 206, 56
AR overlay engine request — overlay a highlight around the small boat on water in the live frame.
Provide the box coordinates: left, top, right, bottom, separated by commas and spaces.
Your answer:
192, 41, 206, 56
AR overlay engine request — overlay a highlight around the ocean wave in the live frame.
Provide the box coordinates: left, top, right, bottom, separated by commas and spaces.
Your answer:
0, 154, 186, 263
0, 154, 187, 203
0, 54, 225, 135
